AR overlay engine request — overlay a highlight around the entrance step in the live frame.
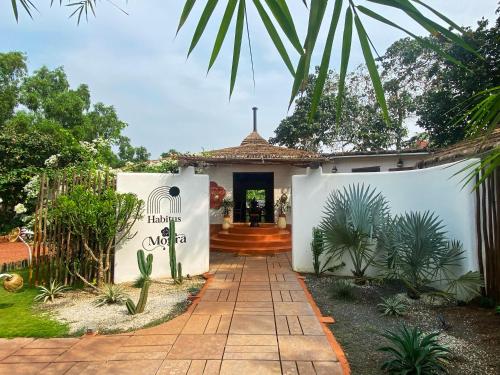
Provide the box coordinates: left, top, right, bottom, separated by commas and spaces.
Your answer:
210, 225, 292, 255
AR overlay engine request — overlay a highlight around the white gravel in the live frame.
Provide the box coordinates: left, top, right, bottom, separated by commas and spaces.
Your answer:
40, 278, 204, 334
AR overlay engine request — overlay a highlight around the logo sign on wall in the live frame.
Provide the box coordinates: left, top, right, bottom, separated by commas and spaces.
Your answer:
142, 185, 187, 252
115, 170, 209, 283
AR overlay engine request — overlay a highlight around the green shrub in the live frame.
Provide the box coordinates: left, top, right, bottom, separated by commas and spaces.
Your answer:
34, 281, 70, 303
320, 184, 389, 284
133, 275, 147, 288
329, 279, 355, 300
496, 306, 500, 315
378, 295, 408, 316
51, 185, 143, 289
95, 284, 129, 307
382, 211, 482, 301
379, 325, 450, 374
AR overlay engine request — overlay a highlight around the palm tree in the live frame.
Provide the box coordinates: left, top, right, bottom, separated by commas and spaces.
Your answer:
319, 183, 389, 283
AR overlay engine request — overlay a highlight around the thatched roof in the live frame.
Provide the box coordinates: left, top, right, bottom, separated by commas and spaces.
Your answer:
421, 127, 500, 167
179, 131, 328, 167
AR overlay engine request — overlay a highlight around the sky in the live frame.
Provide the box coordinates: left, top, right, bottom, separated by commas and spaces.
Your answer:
0, 1, 497, 158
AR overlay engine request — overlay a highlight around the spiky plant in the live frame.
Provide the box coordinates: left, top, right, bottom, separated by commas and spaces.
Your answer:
329, 279, 355, 300
378, 295, 408, 317
34, 281, 70, 303
382, 211, 482, 300
95, 284, 129, 307
379, 325, 450, 374
320, 183, 389, 284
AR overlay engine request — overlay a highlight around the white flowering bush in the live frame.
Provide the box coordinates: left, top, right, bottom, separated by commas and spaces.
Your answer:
14, 203, 27, 214
23, 175, 40, 200
44, 154, 60, 167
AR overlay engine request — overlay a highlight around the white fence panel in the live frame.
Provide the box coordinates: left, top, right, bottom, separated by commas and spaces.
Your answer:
292, 162, 478, 275
114, 167, 209, 282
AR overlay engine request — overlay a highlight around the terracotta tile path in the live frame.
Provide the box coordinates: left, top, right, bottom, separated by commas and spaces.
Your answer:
0, 252, 348, 374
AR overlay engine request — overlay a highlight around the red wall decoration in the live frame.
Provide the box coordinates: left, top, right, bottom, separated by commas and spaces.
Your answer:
210, 181, 226, 209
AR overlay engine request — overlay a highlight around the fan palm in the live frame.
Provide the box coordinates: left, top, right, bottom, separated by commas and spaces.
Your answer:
319, 183, 389, 283
383, 211, 482, 300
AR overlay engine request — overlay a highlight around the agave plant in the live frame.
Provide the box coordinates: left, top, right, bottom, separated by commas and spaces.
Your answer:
329, 279, 355, 300
95, 284, 129, 307
379, 325, 450, 374
378, 295, 408, 317
34, 281, 70, 303
382, 211, 482, 300
319, 183, 389, 283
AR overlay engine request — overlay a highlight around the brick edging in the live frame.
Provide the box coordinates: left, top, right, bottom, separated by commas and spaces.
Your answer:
297, 276, 351, 375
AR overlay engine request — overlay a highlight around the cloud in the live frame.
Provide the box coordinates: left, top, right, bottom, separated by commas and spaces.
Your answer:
0, 0, 497, 156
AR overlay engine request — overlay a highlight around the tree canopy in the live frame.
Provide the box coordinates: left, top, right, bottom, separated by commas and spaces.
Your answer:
0, 52, 149, 230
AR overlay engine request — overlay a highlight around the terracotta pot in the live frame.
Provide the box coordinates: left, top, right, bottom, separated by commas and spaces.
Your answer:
277, 215, 287, 229
222, 215, 231, 230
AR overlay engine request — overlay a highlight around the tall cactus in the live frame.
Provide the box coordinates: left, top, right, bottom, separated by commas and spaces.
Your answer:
168, 221, 183, 284
126, 250, 153, 315
168, 220, 177, 280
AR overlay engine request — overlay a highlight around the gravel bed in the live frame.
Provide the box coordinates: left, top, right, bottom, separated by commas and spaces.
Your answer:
305, 275, 500, 375
40, 277, 204, 334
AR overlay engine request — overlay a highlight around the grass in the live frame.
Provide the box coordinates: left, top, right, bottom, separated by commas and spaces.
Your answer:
0, 269, 70, 338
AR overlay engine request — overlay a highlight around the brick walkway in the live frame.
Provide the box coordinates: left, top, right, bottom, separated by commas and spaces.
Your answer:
0, 252, 348, 375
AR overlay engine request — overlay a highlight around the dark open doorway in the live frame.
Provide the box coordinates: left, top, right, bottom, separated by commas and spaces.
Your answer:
233, 172, 274, 223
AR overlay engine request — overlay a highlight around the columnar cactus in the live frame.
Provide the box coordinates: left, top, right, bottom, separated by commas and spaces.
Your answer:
168, 221, 183, 284
168, 220, 177, 280
126, 250, 153, 315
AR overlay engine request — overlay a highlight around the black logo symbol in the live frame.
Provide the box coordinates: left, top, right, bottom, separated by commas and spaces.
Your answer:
147, 186, 181, 214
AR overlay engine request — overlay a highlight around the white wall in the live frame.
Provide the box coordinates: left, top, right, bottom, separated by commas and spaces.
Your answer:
323, 153, 427, 173
114, 167, 209, 283
292, 162, 478, 274
204, 164, 307, 224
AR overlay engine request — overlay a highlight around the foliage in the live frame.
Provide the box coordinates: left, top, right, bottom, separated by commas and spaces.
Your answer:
379, 325, 450, 374
0, 269, 69, 337
0, 52, 150, 230
175, 0, 476, 127
275, 192, 290, 216
382, 211, 482, 301
319, 183, 389, 283
95, 284, 129, 307
329, 279, 355, 300
34, 280, 70, 303
378, 295, 408, 317
168, 220, 183, 284
496, 305, 500, 315
311, 226, 344, 276
126, 250, 153, 315
51, 185, 143, 288
271, 67, 410, 152
379, 17, 499, 148
219, 197, 234, 217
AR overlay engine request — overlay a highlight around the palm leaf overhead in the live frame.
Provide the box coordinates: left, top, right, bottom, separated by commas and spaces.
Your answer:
174, 0, 479, 121
10, 1, 480, 121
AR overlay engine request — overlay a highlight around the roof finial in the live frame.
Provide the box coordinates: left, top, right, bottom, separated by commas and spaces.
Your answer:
252, 107, 258, 132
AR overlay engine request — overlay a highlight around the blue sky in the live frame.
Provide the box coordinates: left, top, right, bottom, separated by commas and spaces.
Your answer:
0, 1, 497, 157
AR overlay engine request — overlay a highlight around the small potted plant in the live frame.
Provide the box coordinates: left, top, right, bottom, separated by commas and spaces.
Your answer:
275, 192, 290, 229
220, 197, 233, 230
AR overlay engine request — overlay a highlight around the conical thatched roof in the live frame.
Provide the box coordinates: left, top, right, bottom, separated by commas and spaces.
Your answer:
179, 131, 327, 167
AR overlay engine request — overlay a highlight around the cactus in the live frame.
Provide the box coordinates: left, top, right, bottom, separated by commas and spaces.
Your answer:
126, 250, 153, 315
168, 220, 177, 280
168, 220, 183, 284
177, 262, 183, 284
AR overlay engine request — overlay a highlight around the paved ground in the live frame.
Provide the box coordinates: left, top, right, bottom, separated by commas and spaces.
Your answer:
0, 241, 28, 264
0, 252, 347, 374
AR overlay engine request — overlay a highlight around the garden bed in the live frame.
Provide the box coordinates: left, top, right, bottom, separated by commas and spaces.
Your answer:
305, 275, 500, 375
40, 277, 204, 335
